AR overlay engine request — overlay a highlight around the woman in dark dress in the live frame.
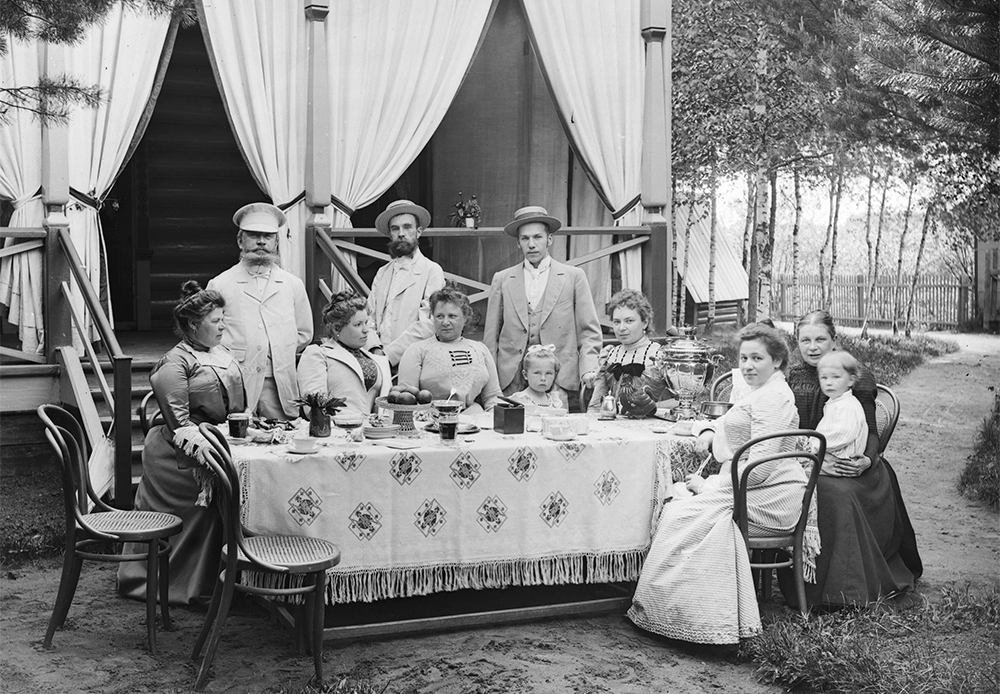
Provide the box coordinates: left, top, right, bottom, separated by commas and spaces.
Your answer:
118, 281, 246, 605
786, 310, 922, 607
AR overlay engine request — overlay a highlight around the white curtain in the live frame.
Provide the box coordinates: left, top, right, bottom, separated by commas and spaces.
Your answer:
326, 0, 493, 287
522, 0, 645, 304
1, 6, 170, 349
198, 0, 308, 275
0, 39, 45, 353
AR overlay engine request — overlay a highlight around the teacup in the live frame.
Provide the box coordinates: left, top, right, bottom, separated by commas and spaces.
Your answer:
290, 435, 318, 453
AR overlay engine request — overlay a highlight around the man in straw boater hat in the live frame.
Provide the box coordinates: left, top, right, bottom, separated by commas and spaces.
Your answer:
483, 205, 602, 411
207, 202, 313, 420
366, 199, 445, 366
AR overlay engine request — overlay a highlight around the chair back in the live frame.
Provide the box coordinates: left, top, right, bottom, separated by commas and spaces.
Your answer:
198, 423, 290, 573
710, 371, 734, 402
37, 404, 115, 532
138, 391, 163, 435
729, 429, 826, 543
874, 384, 900, 454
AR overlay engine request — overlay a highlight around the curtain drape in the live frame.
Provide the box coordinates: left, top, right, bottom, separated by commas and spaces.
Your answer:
198, 0, 308, 276
1, 6, 170, 350
521, 0, 644, 307
0, 39, 45, 353
326, 0, 493, 288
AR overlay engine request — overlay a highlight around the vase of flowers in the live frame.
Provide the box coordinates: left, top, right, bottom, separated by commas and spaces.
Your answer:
450, 191, 481, 229
291, 392, 346, 438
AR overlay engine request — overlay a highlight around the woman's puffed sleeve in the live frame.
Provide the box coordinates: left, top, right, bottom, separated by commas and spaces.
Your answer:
396, 341, 423, 392
149, 356, 193, 433
743, 392, 799, 487
296, 345, 327, 398
477, 343, 503, 411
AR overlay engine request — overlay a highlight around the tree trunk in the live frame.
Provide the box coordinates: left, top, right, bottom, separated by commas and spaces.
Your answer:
707, 153, 718, 334
748, 154, 768, 323
826, 164, 844, 312
758, 167, 778, 320
677, 180, 698, 327
819, 167, 836, 308
892, 176, 916, 336
792, 165, 802, 318
861, 170, 890, 337
671, 178, 680, 326
742, 169, 754, 272
864, 159, 875, 287
904, 200, 934, 337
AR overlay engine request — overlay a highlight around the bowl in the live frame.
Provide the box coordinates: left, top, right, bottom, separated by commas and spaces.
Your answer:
700, 401, 734, 419
290, 435, 318, 453
541, 414, 575, 441
333, 414, 365, 428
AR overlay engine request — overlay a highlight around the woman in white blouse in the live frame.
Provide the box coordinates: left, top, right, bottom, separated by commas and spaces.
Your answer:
628, 323, 808, 644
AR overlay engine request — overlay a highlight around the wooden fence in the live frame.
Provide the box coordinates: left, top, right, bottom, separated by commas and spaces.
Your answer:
772, 273, 972, 330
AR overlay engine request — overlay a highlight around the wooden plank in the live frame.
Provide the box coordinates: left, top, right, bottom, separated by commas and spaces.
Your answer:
61, 282, 114, 408
55, 347, 104, 448
325, 226, 650, 239
564, 236, 647, 269
0, 367, 60, 413
0, 345, 46, 364
0, 240, 44, 258
331, 238, 492, 293
0, 228, 47, 239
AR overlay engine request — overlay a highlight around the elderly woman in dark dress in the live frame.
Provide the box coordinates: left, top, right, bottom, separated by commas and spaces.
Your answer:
785, 310, 922, 607
119, 281, 246, 605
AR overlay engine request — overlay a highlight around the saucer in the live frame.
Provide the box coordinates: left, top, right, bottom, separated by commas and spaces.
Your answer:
287, 447, 319, 455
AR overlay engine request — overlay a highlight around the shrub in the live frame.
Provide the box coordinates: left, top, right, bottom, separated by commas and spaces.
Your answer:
959, 393, 1000, 509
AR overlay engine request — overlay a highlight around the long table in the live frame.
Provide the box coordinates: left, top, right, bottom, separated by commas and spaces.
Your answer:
224, 418, 699, 639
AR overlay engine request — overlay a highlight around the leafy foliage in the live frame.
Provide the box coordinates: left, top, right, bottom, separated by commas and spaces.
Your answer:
959, 391, 1000, 509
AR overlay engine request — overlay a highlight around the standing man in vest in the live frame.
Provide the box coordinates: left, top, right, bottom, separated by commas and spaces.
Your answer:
366, 199, 446, 366
207, 203, 313, 420
484, 206, 603, 410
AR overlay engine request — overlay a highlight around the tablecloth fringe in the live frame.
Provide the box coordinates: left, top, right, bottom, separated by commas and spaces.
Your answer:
238, 549, 647, 604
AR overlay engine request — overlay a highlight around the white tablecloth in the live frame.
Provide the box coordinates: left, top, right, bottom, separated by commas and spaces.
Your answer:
228, 419, 697, 603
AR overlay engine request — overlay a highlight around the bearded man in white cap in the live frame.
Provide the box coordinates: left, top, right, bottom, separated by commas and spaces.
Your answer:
483, 206, 602, 411
366, 199, 445, 366
207, 203, 313, 420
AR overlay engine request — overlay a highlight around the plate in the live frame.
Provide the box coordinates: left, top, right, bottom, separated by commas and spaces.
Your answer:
543, 432, 577, 442
287, 447, 319, 455
425, 422, 480, 435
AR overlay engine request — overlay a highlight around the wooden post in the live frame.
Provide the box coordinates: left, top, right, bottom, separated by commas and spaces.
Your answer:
640, 0, 672, 335
112, 355, 133, 509
42, 43, 71, 362
304, 0, 332, 335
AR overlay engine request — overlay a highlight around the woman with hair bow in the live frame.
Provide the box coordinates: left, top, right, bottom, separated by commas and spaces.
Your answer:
587, 289, 675, 417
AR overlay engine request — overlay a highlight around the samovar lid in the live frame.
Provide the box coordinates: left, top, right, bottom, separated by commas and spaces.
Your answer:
662, 326, 712, 360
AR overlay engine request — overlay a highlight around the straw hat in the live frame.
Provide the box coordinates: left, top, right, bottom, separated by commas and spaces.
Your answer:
374, 200, 431, 236
503, 205, 562, 237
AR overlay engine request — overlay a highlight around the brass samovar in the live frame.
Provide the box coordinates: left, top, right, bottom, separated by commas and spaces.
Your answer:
657, 326, 722, 420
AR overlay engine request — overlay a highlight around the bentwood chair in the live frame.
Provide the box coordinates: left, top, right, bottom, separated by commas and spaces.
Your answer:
709, 371, 734, 402
192, 423, 341, 690
37, 404, 182, 652
874, 384, 901, 454
137, 391, 163, 436
731, 429, 825, 618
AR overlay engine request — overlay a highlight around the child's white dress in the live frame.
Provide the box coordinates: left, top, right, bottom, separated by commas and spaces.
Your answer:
509, 388, 565, 410
814, 390, 867, 459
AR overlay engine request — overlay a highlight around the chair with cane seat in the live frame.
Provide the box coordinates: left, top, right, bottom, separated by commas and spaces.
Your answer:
192, 423, 342, 690
731, 429, 825, 618
874, 384, 900, 454
137, 391, 163, 436
709, 371, 734, 402
37, 404, 182, 652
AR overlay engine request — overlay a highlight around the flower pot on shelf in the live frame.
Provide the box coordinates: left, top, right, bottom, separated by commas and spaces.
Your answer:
309, 412, 331, 438
464, 216, 477, 228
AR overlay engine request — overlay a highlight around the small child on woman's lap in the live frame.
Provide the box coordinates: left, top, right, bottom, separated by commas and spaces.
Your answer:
508, 345, 568, 410
812, 350, 868, 475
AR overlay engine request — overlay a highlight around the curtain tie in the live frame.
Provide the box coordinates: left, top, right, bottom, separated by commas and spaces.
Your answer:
69, 187, 105, 211
276, 191, 305, 211
12, 187, 42, 209
611, 194, 641, 222
330, 194, 355, 218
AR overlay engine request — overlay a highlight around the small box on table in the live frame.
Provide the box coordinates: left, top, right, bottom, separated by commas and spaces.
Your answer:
493, 402, 525, 434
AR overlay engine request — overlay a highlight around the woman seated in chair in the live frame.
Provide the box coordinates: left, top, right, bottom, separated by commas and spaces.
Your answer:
297, 291, 391, 417
587, 289, 675, 418
628, 323, 809, 644
397, 286, 501, 415
119, 281, 246, 606
785, 310, 921, 608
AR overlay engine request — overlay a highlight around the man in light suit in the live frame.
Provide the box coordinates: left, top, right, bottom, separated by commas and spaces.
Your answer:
366, 199, 445, 366
207, 203, 313, 420
484, 206, 603, 410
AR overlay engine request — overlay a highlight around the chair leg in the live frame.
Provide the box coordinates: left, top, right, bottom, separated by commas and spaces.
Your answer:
145, 541, 159, 653
44, 549, 83, 648
158, 541, 172, 631
311, 571, 326, 685
192, 561, 225, 661
194, 569, 237, 690
792, 546, 808, 619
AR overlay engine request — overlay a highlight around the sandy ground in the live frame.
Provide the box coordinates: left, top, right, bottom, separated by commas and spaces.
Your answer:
2, 332, 997, 694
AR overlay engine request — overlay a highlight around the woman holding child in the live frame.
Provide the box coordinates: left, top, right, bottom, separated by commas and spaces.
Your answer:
787, 310, 921, 607
628, 323, 809, 643
587, 289, 675, 417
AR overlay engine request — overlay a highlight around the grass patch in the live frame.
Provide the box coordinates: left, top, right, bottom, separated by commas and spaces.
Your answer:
264, 678, 387, 694
742, 585, 1000, 693
959, 392, 1000, 510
